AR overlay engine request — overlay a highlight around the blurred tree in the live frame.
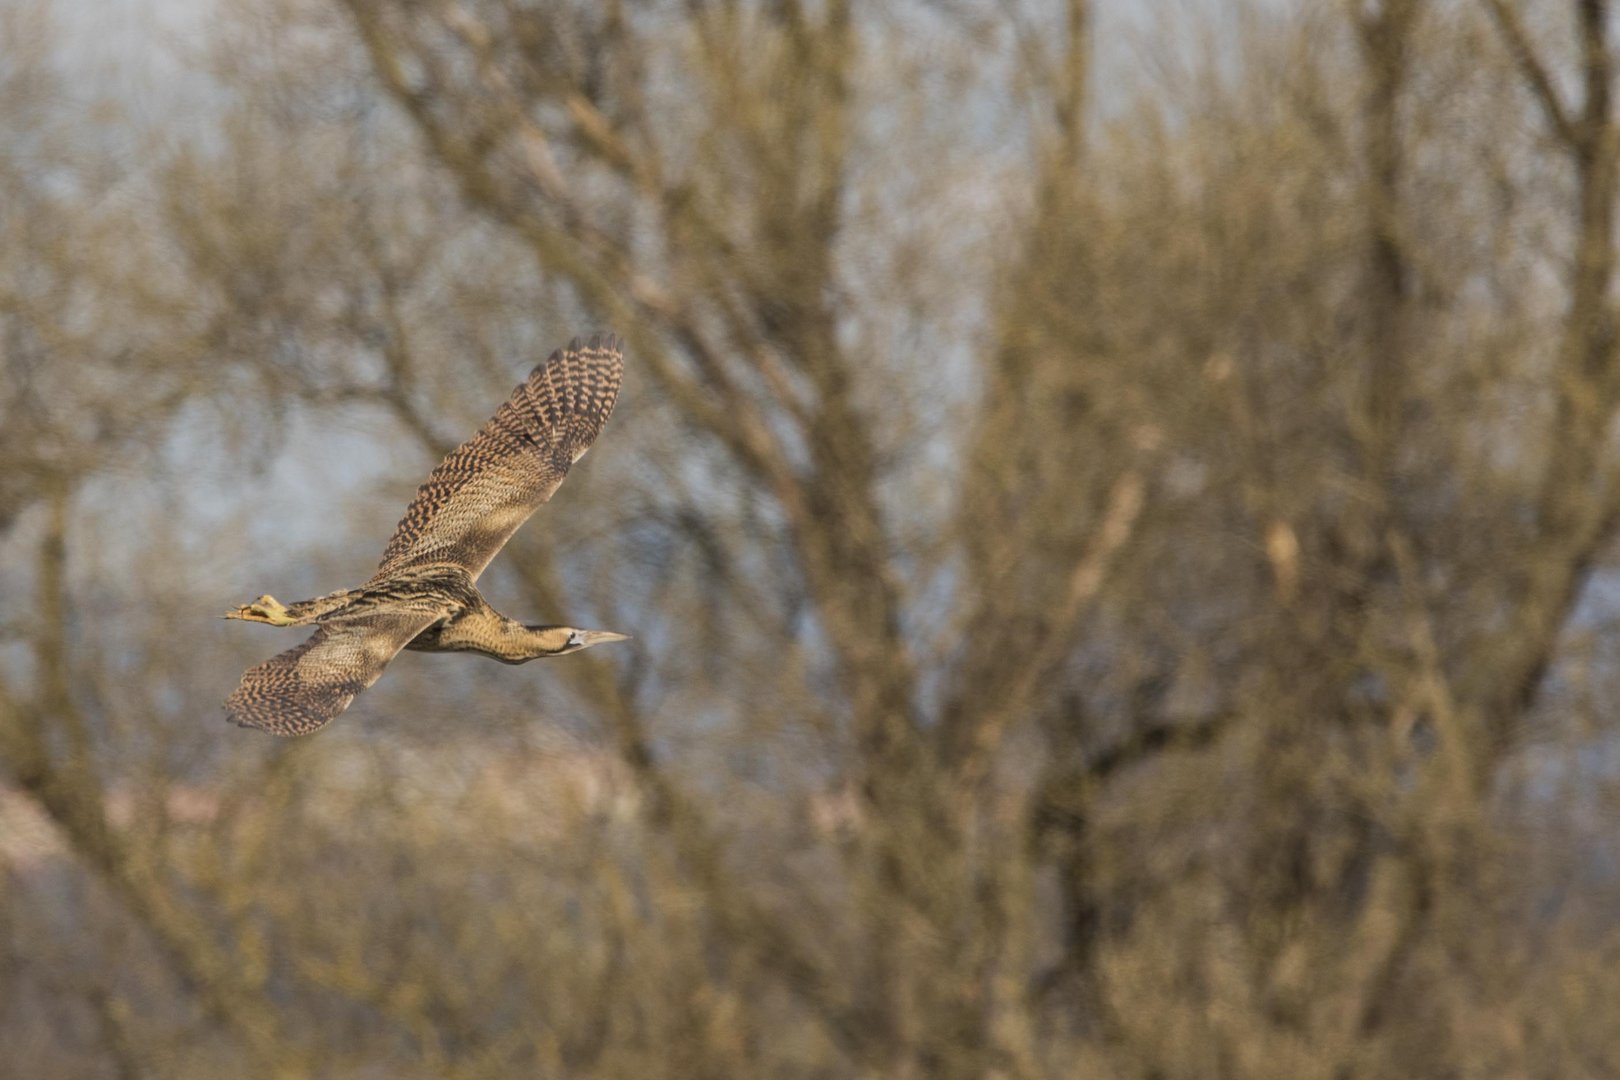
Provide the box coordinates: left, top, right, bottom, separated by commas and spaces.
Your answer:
2, 0, 1619, 1078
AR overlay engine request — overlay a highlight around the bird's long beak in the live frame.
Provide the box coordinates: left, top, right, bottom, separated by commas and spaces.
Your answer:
579, 630, 630, 647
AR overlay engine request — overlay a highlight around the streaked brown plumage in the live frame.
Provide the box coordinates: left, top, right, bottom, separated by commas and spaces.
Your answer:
223, 334, 629, 737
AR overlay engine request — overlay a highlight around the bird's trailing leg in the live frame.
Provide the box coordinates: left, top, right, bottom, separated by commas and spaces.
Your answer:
223, 587, 363, 626
224, 594, 298, 625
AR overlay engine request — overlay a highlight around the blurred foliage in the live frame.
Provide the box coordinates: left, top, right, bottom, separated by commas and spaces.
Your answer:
3, 0, 1620, 1077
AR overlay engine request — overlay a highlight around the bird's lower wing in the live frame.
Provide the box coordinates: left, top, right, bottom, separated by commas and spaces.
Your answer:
224, 611, 438, 736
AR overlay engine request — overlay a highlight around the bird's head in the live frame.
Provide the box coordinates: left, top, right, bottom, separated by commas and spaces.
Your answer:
522, 625, 630, 658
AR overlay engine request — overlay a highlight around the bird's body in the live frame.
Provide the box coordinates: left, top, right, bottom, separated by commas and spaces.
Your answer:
223, 334, 628, 736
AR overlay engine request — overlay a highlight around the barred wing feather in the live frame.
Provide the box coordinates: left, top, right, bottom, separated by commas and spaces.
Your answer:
376, 334, 623, 580
224, 611, 439, 736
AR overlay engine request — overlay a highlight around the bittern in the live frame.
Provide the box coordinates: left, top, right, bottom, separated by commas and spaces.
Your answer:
223, 334, 628, 736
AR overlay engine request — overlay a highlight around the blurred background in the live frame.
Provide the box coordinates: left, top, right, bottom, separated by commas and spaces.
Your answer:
3, 0, 1620, 1076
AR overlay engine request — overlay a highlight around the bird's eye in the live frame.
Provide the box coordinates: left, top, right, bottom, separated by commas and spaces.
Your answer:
567, 631, 585, 648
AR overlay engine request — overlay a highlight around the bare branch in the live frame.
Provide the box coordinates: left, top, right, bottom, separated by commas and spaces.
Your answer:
1482, 0, 1578, 147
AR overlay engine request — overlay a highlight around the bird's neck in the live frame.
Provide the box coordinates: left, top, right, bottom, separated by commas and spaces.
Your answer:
489, 621, 574, 662
424, 610, 573, 662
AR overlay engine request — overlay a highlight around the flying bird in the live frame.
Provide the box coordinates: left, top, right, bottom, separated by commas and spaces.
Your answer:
223, 334, 628, 736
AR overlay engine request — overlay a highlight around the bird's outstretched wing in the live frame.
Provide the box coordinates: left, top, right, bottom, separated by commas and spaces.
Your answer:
376, 334, 623, 580
224, 611, 439, 736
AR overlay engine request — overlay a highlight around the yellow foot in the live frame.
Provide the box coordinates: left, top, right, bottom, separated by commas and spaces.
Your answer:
223, 594, 298, 626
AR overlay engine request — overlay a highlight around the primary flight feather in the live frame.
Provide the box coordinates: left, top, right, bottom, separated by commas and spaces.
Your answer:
223, 333, 628, 736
